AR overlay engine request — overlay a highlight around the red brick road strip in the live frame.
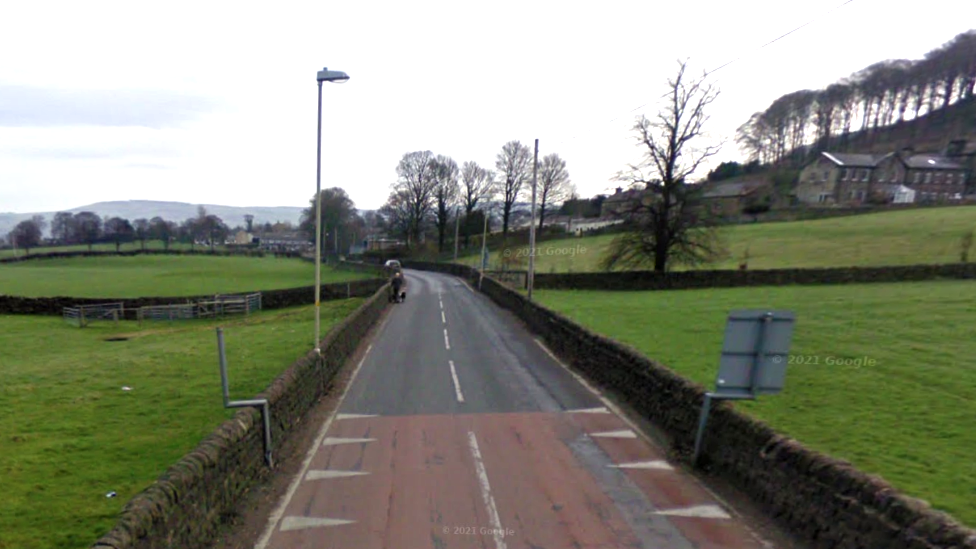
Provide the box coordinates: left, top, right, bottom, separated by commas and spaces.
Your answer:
260, 412, 767, 549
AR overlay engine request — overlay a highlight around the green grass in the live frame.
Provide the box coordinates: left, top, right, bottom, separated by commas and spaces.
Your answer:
0, 300, 363, 549
536, 281, 976, 527
459, 205, 976, 271
0, 255, 369, 298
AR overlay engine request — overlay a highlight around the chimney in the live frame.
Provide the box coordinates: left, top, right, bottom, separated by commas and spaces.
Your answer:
615, 187, 622, 194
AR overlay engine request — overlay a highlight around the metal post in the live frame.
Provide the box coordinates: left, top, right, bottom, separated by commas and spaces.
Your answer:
479, 207, 489, 289
453, 206, 460, 261
528, 138, 538, 300
218, 327, 231, 407
217, 328, 273, 467
692, 394, 713, 465
314, 80, 323, 352
750, 313, 773, 397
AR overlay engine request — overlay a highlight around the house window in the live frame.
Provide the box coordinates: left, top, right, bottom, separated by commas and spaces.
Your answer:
818, 193, 831, 203
925, 172, 932, 184
840, 168, 847, 181
913, 172, 920, 184
822, 171, 829, 182
862, 169, 869, 181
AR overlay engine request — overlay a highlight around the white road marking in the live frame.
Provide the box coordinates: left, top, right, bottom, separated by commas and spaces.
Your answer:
442, 311, 446, 323
444, 328, 451, 350
654, 504, 731, 519
468, 432, 507, 549
254, 339, 378, 549
533, 336, 770, 544
280, 516, 355, 531
609, 460, 674, 470
439, 300, 443, 310
305, 469, 370, 480
591, 430, 638, 439
449, 360, 465, 403
565, 407, 610, 414
322, 437, 376, 446
335, 413, 378, 420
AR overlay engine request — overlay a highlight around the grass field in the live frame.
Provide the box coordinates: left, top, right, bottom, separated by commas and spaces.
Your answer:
535, 281, 976, 526
0, 255, 369, 297
459, 205, 976, 272
0, 300, 363, 549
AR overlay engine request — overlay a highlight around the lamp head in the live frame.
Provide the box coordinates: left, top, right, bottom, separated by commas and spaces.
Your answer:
317, 67, 350, 83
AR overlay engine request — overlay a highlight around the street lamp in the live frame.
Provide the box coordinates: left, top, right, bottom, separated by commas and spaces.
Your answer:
314, 66, 349, 353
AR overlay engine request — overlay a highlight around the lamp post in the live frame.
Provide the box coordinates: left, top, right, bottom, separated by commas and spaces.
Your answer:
314, 66, 350, 353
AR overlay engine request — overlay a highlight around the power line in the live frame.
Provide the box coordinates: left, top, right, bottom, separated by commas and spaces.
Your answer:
552, 0, 858, 145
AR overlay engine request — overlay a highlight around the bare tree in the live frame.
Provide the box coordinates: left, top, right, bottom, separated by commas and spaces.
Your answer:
73, 211, 102, 251
133, 218, 150, 250
460, 161, 494, 246
392, 150, 439, 245
537, 154, 573, 230
8, 218, 43, 254
602, 60, 725, 273
495, 140, 532, 237
149, 217, 175, 250
432, 155, 460, 253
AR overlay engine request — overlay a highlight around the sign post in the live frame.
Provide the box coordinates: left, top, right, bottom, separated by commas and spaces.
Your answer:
692, 310, 796, 466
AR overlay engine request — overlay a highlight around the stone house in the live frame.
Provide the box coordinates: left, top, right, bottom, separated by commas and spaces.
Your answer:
874, 148, 967, 203
796, 152, 889, 205
699, 180, 773, 217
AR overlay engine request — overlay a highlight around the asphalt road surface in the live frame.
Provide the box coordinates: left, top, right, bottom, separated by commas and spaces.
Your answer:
256, 269, 773, 549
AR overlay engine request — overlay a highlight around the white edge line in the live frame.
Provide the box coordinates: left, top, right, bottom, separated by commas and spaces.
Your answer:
468, 432, 507, 549
532, 338, 770, 543
254, 337, 379, 549
449, 360, 465, 403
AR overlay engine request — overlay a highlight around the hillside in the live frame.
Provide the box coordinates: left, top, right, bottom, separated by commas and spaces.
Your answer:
825, 96, 976, 156
457, 205, 976, 271
0, 200, 306, 237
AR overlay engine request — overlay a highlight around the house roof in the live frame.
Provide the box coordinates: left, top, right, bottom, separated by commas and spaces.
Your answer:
900, 153, 965, 170
876, 184, 915, 193
603, 188, 650, 203
821, 152, 889, 167
700, 181, 766, 199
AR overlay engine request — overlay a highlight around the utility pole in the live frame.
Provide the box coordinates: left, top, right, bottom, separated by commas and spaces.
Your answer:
479, 206, 489, 289
528, 138, 539, 300
453, 206, 460, 261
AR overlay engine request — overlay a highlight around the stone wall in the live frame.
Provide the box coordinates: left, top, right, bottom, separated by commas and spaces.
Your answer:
0, 249, 266, 263
90, 283, 390, 549
403, 260, 976, 549
531, 263, 976, 291
0, 279, 385, 316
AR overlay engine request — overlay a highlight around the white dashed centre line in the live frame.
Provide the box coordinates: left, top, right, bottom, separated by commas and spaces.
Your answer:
449, 360, 465, 402
442, 311, 446, 324
468, 432, 507, 549
444, 328, 451, 350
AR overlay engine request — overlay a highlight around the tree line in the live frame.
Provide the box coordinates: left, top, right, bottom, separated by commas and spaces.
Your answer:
736, 30, 976, 165
378, 142, 574, 252
4, 207, 259, 254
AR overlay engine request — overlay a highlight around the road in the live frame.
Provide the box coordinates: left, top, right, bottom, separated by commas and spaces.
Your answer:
256, 269, 773, 549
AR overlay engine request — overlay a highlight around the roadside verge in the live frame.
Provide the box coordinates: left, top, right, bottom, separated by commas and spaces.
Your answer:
90, 283, 390, 549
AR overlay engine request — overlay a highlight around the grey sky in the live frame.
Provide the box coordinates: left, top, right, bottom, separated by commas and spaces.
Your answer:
1, 0, 974, 215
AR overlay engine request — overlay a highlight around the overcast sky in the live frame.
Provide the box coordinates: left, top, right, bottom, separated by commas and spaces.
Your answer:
2, 0, 974, 215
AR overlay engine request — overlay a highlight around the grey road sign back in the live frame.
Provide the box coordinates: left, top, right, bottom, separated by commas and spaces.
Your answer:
714, 310, 795, 397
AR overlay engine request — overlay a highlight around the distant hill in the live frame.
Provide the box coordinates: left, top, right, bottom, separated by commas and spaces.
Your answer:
0, 200, 307, 238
